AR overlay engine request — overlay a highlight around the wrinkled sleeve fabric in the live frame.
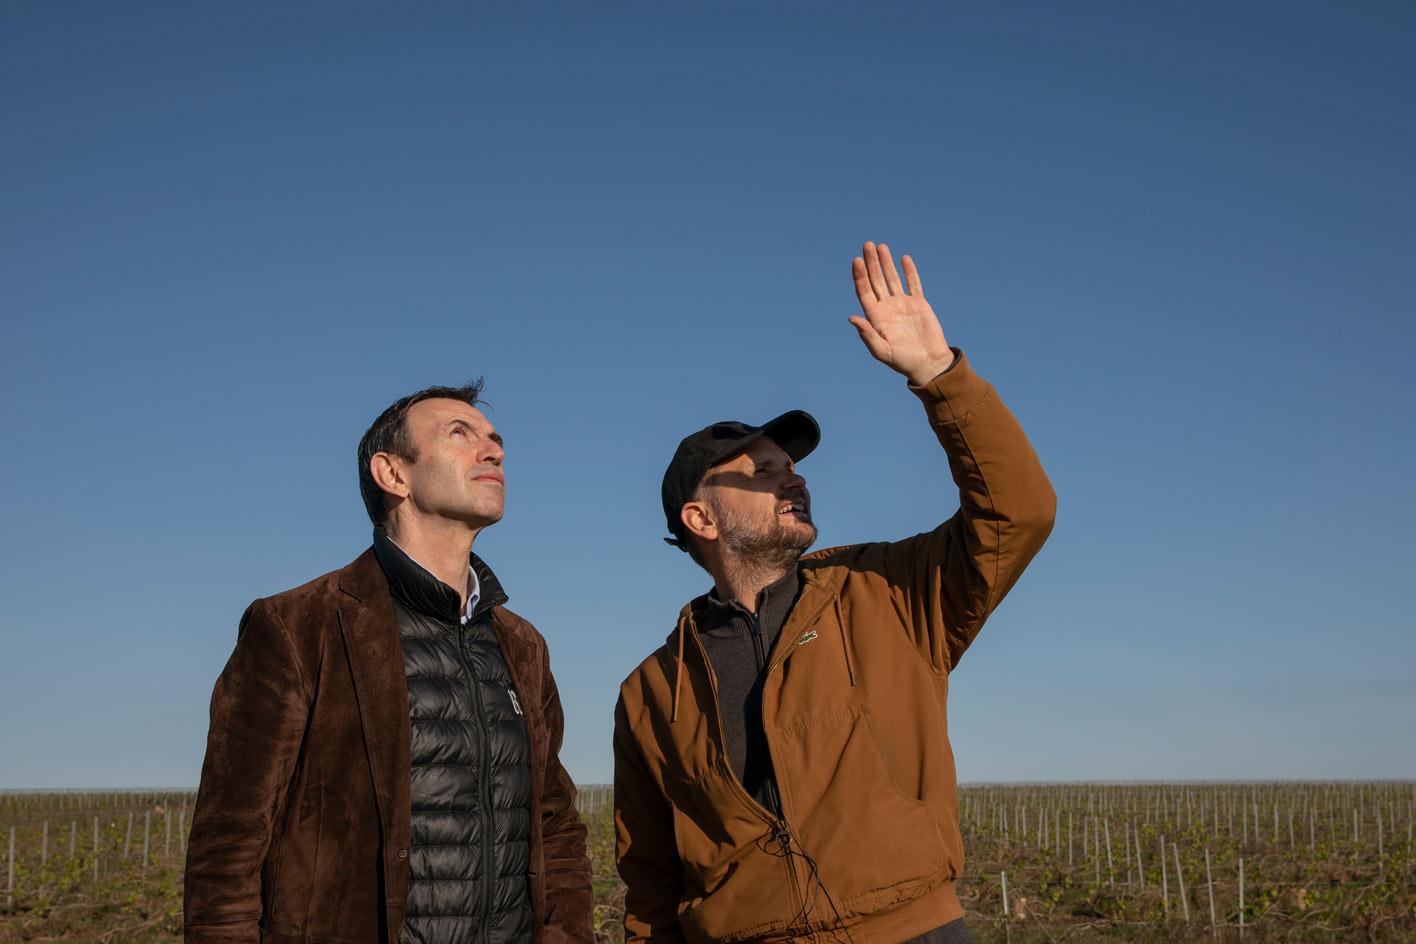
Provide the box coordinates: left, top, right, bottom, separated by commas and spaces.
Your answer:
871, 348, 1057, 672
613, 694, 686, 944
184, 598, 311, 944
535, 635, 595, 944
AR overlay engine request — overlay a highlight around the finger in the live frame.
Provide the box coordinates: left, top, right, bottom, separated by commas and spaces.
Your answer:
852, 257, 878, 307
848, 315, 889, 360
902, 254, 924, 297
862, 241, 887, 300
877, 243, 904, 296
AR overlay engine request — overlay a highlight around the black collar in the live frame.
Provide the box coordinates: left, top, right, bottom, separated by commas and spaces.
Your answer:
371, 530, 508, 624
695, 565, 801, 639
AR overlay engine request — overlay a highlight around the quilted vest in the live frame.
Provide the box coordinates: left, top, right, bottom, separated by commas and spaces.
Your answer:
374, 533, 533, 944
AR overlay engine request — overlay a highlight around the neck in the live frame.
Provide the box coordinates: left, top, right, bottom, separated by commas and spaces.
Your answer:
710, 554, 795, 612
385, 515, 480, 609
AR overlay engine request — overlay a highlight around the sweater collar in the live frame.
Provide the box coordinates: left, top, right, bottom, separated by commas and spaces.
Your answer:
695, 565, 801, 638
371, 529, 508, 624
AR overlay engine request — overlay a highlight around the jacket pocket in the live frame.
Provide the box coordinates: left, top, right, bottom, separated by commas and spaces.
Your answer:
777, 703, 949, 923
667, 766, 801, 944
267, 781, 322, 933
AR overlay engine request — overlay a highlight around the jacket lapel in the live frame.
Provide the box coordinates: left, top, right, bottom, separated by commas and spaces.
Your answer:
336, 548, 411, 837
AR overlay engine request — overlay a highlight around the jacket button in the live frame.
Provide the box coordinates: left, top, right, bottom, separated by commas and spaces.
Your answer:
396, 848, 408, 860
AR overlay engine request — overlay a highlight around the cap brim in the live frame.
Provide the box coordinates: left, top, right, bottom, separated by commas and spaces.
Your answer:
702, 410, 820, 468
760, 410, 820, 463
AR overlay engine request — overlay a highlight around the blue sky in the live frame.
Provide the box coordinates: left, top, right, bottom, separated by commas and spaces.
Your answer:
2, 2, 1413, 787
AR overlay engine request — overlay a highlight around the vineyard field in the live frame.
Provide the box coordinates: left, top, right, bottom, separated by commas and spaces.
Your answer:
3, 782, 1412, 943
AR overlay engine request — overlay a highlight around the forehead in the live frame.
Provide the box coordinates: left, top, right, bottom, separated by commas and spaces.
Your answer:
711, 436, 792, 471
406, 397, 494, 433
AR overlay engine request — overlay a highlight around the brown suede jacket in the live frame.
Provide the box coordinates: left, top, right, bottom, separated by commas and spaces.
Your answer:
185, 548, 593, 944
614, 351, 1056, 944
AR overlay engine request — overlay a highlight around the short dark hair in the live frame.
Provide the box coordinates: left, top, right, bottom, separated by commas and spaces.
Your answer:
357, 380, 486, 532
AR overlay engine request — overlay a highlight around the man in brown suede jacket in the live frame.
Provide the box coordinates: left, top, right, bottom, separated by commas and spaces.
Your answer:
614, 243, 1056, 944
185, 382, 592, 944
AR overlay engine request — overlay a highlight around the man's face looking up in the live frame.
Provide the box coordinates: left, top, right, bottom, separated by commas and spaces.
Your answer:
396, 398, 506, 530
694, 438, 816, 565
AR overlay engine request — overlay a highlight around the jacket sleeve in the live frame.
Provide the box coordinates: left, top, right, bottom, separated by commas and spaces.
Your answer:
870, 348, 1057, 672
536, 638, 595, 944
613, 695, 686, 944
184, 598, 312, 944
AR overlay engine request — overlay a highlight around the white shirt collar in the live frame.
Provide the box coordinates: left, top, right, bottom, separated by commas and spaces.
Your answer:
462, 567, 482, 625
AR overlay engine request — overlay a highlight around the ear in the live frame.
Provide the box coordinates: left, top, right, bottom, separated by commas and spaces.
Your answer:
369, 452, 412, 500
680, 500, 718, 543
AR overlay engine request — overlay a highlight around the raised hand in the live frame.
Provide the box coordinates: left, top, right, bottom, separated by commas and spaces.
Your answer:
850, 242, 956, 386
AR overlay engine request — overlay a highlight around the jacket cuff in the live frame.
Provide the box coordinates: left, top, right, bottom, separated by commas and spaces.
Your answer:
907, 348, 991, 424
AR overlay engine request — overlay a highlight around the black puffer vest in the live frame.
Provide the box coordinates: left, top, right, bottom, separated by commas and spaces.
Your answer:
373, 533, 534, 944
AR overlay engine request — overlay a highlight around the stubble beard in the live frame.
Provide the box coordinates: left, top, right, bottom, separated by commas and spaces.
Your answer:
716, 501, 817, 579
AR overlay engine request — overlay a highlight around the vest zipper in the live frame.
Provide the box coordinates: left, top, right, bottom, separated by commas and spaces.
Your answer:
457, 620, 496, 944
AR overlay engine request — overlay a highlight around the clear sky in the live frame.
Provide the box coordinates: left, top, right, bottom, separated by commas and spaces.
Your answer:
3, 2, 1413, 788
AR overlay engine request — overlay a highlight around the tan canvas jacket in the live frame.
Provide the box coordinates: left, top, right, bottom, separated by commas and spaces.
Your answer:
614, 351, 1056, 944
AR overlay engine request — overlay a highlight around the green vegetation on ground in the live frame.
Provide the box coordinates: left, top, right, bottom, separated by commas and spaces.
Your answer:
3, 783, 1413, 942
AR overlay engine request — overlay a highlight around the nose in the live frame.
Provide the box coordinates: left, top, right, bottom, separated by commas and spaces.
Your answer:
783, 469, 806, 491
484, 437, 505, 465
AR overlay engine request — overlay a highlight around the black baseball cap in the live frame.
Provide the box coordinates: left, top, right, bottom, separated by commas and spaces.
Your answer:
661, 410, 820, 549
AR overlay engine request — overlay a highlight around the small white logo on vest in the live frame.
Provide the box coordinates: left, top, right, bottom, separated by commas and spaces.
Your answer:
507, 689, 523, 715
797, 630, 818, 646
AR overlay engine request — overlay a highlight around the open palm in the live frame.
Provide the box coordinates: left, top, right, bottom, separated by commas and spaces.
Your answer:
850, 242, 955, 386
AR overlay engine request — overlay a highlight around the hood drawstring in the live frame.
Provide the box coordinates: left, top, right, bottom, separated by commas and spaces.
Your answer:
671, 620, 686, 722
835, 598, 856, 686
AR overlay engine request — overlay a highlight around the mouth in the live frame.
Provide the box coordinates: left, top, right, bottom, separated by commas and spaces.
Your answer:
777, 499, 810, 519
473, 473, 505, 487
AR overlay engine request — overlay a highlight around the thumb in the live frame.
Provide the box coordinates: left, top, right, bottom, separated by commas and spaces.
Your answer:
848, 316, 890, 361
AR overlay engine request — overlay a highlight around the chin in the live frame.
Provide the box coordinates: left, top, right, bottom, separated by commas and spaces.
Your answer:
466, 504, 505, 527
782, 521, 818, 549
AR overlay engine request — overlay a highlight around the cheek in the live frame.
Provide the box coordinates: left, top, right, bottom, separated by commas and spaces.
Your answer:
715, 493, 777, 532
418, 454, 466, 492
754, 498, 784, 527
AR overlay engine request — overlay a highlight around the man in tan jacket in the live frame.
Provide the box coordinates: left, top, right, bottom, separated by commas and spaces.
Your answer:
613, 242, 1056, 944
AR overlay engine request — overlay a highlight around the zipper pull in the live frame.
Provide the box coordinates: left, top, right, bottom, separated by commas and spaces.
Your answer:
772, 819, 793, 854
